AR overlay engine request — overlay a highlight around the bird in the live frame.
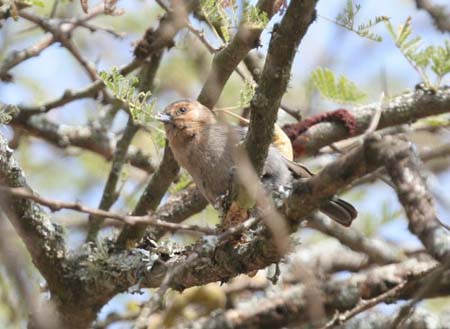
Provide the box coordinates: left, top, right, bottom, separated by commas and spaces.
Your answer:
156, 99, 357, 226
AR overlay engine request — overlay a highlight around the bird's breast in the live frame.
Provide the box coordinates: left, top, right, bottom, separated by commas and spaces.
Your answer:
168, 130, 234, 206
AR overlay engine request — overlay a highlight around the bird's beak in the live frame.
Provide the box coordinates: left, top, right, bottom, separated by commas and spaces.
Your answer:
155, 112, 172, 123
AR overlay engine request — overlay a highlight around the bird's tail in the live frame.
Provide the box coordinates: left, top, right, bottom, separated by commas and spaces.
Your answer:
319, 198, 358, 227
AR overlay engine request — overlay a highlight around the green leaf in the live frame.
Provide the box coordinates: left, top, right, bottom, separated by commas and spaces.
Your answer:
99, 67, 156, 125
242, 3, 269, 29
431, 41, 450, 78
310, 67, 367, 104
334, 0, 387, 42
200, 0, 234, 43
384, 17, 450, 87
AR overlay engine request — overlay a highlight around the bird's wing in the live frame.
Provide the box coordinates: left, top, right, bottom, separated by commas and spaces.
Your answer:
283, 158, 358, 226
283, 158, 315, 178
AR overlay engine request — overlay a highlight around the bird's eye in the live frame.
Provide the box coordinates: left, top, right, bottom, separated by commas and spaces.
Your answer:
177, 107, 187, 115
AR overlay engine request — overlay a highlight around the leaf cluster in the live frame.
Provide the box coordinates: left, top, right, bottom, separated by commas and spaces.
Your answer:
310, 67, 367, 104
242, 2, 269, 30
334, 0, 388, 42
200, 0, 236, 43
99, 67, 156, 125
385, 17, 450, 87
199, 0, 269, 43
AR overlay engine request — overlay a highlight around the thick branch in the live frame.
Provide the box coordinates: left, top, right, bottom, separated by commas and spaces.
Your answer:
183, 258, 446, 329
245, 0, 317, 175
74, 135, 382, 300
339, 308, 449, 329
416, 0, 450, 33
286, 86, 450, 156
116, 144, 180, 248
146, 185, 208, 241
365, 134, 450, 261
87, 52, 162, 241
197, 0, 277, 108
11, 115, 156, 172
0, 132, 70, 322
285, 140, 376, 220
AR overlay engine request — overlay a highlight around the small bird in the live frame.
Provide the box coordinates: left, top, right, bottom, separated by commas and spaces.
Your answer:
156, 100, 357, 226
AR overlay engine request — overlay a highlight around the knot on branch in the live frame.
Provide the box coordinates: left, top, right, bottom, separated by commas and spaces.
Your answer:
134, 26, 174, 60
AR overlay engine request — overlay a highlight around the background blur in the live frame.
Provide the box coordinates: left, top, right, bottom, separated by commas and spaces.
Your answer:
1, 0, 450, 327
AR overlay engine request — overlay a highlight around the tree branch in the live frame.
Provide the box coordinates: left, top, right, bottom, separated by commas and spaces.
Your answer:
197, 0, 278, 108
116, 144, 180, 248
87, 52, 163, 241
365, 134, 450, 261
245, 0, 317, 175
416, 0, 450, 33
11, 115, 156, 172
308, 213, 406, 264
285, 86, 450, 156
182, 258, 445, 329
0, 186, 214, 234
145, 185, 208, 242
0, 132, 69, 320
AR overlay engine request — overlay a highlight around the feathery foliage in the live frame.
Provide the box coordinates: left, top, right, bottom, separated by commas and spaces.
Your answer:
0, 0, 45, 20
242, 2, 269, 29
385, 17, 450, 87
99, 67, 156, 125
200, 0, 235, 43
310, 67, 367, 104
332, 0, 388, 42
199, 0, 269, 43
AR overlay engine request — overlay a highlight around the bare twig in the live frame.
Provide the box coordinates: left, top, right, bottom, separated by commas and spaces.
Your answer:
15, 59, 141, 116
0, 186, 214, 234
392, 258, 450, 328
87, 51, 162, 241
116, 144, 180, 247
86, 117, 139, 241
308, 213, 405, 264
321, 283, 408, 329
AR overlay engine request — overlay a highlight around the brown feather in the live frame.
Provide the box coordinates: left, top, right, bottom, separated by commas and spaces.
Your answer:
158, 100, 358, 226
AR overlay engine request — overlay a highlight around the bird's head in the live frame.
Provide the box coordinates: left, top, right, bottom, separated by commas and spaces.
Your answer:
156, 100, 217, 141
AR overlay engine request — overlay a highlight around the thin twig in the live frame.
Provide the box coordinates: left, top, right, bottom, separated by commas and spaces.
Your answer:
17, 59, 141, 116
391, 259, 450, 328
320, 262, 437, 329
365, 92, 385, 135
321, 281, 408, 329
1, 186, 215, 234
